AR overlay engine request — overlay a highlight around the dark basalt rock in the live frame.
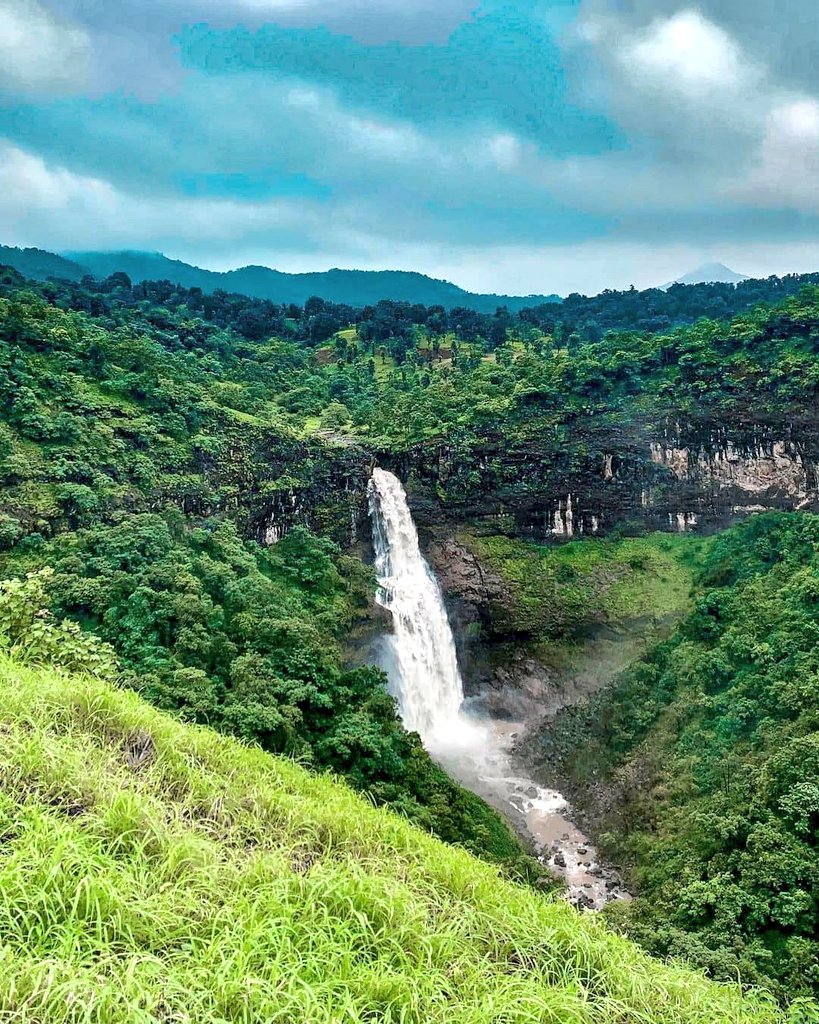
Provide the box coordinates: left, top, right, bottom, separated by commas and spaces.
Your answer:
249, 415, 818, 588
389, 416, 819, 542
250, 441, 374, 549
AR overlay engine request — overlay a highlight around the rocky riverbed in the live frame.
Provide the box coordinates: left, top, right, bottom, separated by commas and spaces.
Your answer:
431, 714, 630, 909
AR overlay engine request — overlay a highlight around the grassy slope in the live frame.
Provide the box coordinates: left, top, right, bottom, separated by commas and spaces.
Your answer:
0, 654, 785, 1024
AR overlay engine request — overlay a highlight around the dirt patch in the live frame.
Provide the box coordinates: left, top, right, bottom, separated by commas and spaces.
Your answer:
123, 730, 156, 771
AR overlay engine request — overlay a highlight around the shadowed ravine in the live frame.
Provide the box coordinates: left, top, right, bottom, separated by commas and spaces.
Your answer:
367, 467, 628, 909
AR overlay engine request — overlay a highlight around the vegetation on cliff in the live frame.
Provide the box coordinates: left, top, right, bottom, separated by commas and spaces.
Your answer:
456, 530, 706, 662
0, 577, 789, 1023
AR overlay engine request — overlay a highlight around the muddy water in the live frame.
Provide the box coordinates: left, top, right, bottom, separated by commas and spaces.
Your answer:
351, 620, 632, 907
431, 716, 629, 909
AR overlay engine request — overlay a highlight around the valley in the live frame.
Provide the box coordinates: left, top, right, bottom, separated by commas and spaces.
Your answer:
420, 524, 702, 908
1, 260, 818, 1012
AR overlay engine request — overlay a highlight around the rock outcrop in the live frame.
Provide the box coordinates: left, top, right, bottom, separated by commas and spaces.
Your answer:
393, 423, 819, 540
251, 419, 819, 553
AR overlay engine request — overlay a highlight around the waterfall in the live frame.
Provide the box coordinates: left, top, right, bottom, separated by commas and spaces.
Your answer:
366, 468, 627, 907
367, 467, 468, 746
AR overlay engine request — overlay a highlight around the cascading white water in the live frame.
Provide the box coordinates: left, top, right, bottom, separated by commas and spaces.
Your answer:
367, 467, 468, 746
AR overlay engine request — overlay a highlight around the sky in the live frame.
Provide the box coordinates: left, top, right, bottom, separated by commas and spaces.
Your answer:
1, 0, 818, 295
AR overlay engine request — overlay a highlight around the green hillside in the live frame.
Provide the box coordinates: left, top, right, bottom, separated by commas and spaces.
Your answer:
0, 594, 785, 1023
0, 246, 84, 283
536, 513, 819, 1000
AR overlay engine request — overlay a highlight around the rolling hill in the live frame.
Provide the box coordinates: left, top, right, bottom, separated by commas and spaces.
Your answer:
0, 245, 86, 282
0, 247, 560, 311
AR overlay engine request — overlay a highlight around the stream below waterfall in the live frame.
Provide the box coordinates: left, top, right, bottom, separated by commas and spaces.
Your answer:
367, 468, 629, 910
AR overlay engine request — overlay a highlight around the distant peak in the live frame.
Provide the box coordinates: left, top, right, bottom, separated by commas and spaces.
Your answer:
692, 261, 744, 277
663, 262, 748, 288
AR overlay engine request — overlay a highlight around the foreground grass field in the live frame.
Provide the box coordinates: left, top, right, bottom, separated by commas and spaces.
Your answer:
0, 655, 790, 1022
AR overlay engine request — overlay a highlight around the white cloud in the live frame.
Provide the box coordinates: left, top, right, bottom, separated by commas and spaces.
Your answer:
574, 3, 819, 221
736, 97, 819, 212
571, 6, 765, 167
487, 133, 522, 171
623, 9, 755, 98
0, 140, 326, 251
282, 84, 430, 164
0, 0, 89, 92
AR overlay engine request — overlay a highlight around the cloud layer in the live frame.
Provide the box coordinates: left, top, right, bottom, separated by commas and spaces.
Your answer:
0, 0, 89, 92
1, 0, 819, 293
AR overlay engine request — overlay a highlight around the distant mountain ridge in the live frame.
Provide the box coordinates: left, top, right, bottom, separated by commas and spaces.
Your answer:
0, 246, 560, 312
663, 262, 749, 288
0, 246, 87, 283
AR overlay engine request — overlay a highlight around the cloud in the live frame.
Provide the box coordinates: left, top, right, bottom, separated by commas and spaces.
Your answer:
575, 8, 761, 136
578, 0, 819, 99
178, 8, 605, 153
737, 97, 819, 212
0, 67, 613, 251
0, 0, 89, 93
622, 10, 756, 99
0, 140, 330, 254
574, 3, 819, 216
5, 134, 819, 297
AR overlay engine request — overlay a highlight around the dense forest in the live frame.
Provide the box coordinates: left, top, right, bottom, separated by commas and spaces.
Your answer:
9, 263, 819, 456
540, 513, 819, 1001
8, 248, 819, 353
3, 259, 819, 1004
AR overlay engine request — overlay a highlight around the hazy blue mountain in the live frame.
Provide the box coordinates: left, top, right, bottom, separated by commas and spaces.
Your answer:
0, 246, 85, 282
53, 250, 561, 311
663, 262, 749, 288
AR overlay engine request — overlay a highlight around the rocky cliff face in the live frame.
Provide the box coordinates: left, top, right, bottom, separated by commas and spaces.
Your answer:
251, 442, 373, 549
393, 423, 819, 541
423, 536, 513, 704
251, 420, 818, 558
648, 437, 817, 513
423, 536, 591, 721
423, 534, 667, 724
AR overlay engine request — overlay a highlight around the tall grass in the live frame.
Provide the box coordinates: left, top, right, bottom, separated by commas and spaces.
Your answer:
0, 654, 785, 1023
